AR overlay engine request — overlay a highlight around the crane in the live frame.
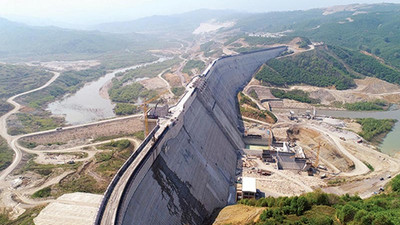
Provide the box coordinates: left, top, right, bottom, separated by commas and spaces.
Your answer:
141, 90, 169, 136
313, 142, 321, 168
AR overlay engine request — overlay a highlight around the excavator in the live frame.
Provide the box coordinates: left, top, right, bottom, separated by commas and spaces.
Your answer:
141, 90, 169, 136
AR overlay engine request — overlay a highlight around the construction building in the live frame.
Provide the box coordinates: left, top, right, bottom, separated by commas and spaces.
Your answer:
237, 177, 257, 200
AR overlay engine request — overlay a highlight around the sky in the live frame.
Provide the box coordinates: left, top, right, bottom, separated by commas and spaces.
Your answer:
0, 0, 399, 27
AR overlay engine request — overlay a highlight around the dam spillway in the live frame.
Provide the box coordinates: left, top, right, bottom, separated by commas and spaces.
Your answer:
96, 46, 287, 225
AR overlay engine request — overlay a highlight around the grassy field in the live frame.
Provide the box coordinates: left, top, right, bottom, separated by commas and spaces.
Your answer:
16, 154, 81, 177
26, 140, 134, 200
0, 64, 53, 99
7, 112, 64, 136
182, 60, 205, 75
0, 136, 14, 171
0, 100, 14, 117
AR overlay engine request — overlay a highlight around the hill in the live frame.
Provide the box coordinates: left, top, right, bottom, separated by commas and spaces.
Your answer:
0, 17, 157, 61
255, 45, 400, 90
233, 3, 400, 69
92, 9, 246, 35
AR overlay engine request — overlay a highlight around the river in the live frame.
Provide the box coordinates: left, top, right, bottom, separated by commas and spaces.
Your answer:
47, 57, 169, 125
274, 107, 400, 155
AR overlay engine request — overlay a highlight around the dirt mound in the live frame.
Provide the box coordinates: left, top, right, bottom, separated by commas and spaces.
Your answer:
138, 77, 168, 90
288, 127, 354, 172
309, 89, 336, 105
355, 77, 400, 94
213, 205, 264, 225
246, 86, 276, 100
164, 73, 182, 87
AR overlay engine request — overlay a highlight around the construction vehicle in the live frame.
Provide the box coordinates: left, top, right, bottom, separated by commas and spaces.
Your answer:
141, 90, 169, 136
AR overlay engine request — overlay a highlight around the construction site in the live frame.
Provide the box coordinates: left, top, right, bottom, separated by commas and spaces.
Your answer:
92, 45, 400, 225
1, 44, 400, 225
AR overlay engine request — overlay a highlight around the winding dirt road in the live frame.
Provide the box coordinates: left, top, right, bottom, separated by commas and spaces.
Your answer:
0, 72, 60, 181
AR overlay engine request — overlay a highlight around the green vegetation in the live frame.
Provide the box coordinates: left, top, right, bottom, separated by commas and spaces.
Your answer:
236, 4, 400, 69
21, 67, 107, 109
243, 36, 294, 47
0, 100, 13, 117
109, 57, 181, 104
32, 187, 52, 198
240, 107, 277, 123
114, 103, 139, 116
182, 60, 205, 75
0, 137, 13, 171
249, 89, 259, 100
271, 89, 319, 104
238, 175, 400, 225
297, 38, 312, 49
357, 118, 396, 142
95, 139, 134, 178
255, 48, 356, 90
108, 82, 156, 104
8, 112, 63, 136
328, 45, 400, 84
115, 57, 181, 82
0, 205, 45, 225
12, 66, 110, 134
0, 64, 53, 98
224, 34, 245, 46
16, 154, 81, 177
100, 139, 131, 151
344, 100, 388, 111
238, 92, 277, 123
200, 41, 222, 57
392, 175, 400, 193
58, 175, 103, 194
171, 87, 185, 97
363, 161, 375, 172
238, 92, 258, 108
295, 9, 400, 69
133, 131, 145, 140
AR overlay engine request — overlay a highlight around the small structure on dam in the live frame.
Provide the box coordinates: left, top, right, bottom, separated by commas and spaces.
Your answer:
96, 47, 287, 225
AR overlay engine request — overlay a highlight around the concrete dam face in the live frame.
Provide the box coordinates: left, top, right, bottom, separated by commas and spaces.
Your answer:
96, 47, 287, 225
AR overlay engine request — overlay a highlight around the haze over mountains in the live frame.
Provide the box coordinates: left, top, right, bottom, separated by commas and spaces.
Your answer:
1, 3, 400, 65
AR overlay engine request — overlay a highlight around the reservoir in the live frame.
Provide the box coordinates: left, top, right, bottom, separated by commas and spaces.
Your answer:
318, 108, 400, 156
47, 57, 168, 125
275, 107, 400, 155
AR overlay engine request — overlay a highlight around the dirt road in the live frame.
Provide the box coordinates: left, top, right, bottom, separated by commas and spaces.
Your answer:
0, 71, 60, 182
304, 124, 370, 177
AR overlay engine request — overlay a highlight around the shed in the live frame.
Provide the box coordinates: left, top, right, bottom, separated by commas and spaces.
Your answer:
242, 177, 256, 199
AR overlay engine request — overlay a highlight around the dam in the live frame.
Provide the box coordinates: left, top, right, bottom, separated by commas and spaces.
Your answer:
96, 46, 287, 225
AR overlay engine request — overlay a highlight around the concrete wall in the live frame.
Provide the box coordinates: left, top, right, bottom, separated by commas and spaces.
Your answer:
97, 47, 287, 225
20, 116, 143, 144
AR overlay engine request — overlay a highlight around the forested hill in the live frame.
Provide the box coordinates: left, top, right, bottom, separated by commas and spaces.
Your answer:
255, 45, 400, 90
0, 17, 158, 61
235, 3, 400, 70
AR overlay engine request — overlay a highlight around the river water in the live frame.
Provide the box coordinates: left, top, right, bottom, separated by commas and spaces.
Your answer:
276, 107, 400, 155
47, 57, 168, 125
317, 107, 400, 156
